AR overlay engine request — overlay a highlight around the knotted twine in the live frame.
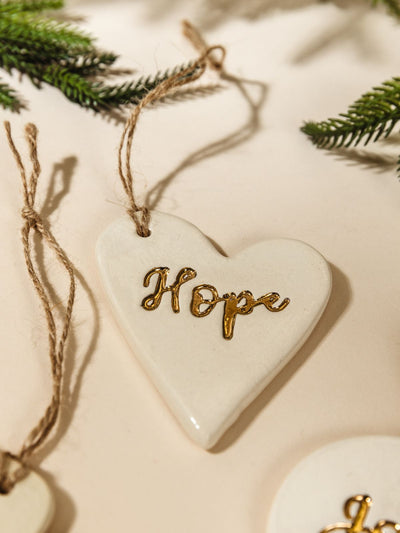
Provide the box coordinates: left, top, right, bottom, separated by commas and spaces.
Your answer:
0, 122, 76, 494
118, 20, 226, 237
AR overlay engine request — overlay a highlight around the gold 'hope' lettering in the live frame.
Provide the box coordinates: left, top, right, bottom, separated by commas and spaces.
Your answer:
142, 267, 197, 313
191, 285, 289, 340
321, 495, 400, 533
141, 266, 290, 340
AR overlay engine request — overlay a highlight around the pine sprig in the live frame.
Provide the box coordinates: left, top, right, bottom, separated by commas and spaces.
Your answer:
0, 0, 198, 112
38, 62, 196, 110
301, 1, 400, 178
98, 63, 198, 107
0, 14, 93, 54
302, 77, 400, 149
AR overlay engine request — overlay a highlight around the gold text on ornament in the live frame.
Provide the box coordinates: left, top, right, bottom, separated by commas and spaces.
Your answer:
141, 266, 290, 340
321, 495, 400, 533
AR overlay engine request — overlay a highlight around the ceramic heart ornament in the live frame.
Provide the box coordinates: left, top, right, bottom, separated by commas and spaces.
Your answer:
96, 212, 331, 449
0, 460, 54, 533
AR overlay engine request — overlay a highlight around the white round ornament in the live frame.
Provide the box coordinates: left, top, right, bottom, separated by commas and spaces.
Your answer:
0, 460, 54, 533
267, 435, 400, 533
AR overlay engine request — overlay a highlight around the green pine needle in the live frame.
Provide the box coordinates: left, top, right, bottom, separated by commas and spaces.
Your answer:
0, 0, 63, 14
0, 80, 20, 110
302, 77, 400, 149
0, 14, 93, 54
65, 52, 117, 76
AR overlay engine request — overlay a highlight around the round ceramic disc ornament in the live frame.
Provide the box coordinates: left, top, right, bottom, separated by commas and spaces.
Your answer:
0, 460, 55, 533
267, 435, 400, 533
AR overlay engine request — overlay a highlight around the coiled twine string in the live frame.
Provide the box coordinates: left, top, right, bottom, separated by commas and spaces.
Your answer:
118, 20, 226, 237
0, 122, 76, 494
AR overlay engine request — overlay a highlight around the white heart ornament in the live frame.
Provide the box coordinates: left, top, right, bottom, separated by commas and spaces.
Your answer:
96, 212, 331, 449
0, 460, 54, 533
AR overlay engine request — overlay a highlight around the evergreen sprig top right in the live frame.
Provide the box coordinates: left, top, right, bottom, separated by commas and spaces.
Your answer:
302, 0, 400, 176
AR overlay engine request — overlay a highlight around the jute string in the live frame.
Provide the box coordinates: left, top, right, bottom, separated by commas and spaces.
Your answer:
118, 20, 226, 237
0, 122, 76, 494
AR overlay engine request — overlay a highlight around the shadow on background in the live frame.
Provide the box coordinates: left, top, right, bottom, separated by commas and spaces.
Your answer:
64, 0, 369, 31
140, 0, 367, 29
328, 147, 397, 174
210, 263, 351, 453
29, 157, 100, 533
146, 72, 268, 210
291, 5, 369, 64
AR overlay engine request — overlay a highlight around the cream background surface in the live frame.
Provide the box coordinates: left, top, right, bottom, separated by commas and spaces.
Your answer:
0, 1, 400, 532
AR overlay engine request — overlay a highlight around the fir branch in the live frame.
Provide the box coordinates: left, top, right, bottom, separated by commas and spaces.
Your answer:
302, 77, 400, 149
0, 40, 54, 65
0, 54, 45, 86
40, 61, 197, 110
0, 79, 20, 110
97, 62, 198, 107
40, 65, 104, 108
0, 0, 63, 14
0, 14, 93, 54
0, 0, 202, 112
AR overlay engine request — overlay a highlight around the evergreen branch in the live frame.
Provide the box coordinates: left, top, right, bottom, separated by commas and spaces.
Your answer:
0, 39, 114, 72
0, 0, 63, 14
0, 39, 74, 65
39, 61, 197, 110
0, 79, 21, 110
41, 65, 105, 108
302, 77, 400, 149
0, 53, 45, 85
97, 62, 198, 106
0, 40, 49, 65
372, 0, 400, 18
0, 0, 202, 112
0, 14, 93, 53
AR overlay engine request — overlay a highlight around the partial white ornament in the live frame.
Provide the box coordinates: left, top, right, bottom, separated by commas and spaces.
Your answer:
267, 436, 400, 533
96, 211, 331, 449
0, 460, 54, 533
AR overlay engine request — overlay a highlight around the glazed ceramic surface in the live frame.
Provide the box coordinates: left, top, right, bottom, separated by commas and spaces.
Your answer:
267, 436, 400, 533
0, 461, 54, 533
96, 211, 331, 448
